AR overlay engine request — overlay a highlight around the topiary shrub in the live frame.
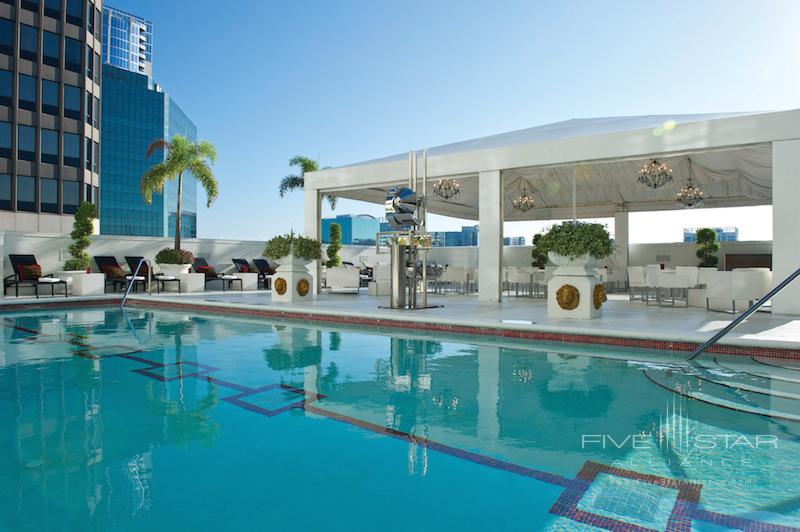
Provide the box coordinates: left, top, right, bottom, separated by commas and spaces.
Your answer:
695, 228, 720, 268
530, 233, 548, 268
155, 247, 194, 264
540, 222, 614, 260
63, 202, 97, 270
325, 223, 342, 268
264, 233, 322, 262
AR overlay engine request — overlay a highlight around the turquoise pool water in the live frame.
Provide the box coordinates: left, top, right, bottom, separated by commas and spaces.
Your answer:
1, 308, 799, 531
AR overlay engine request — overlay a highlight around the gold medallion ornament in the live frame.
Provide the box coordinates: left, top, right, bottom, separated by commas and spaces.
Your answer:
274, 277, 287, 295
556, 284, 580, 310
593, 284, 607, 309
296, 279, 310, 296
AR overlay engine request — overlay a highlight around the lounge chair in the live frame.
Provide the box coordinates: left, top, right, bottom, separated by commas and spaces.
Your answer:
5, 255, 67, 298
94, 256, 145, 293
252, 258, 276, 290
193, 258, 242, 291
125, 256, 181, 293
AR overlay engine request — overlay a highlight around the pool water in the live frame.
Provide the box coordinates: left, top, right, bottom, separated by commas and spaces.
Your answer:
1, 308, 799, 531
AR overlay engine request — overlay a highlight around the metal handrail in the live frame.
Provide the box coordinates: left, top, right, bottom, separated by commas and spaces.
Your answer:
120, 258, 150, 309
686, 266, 800, 360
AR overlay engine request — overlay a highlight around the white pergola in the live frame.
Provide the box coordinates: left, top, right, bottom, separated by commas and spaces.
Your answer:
304, 110, 800, 315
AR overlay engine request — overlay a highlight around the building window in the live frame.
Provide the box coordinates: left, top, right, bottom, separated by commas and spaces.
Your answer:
93, 141, 99, 172
41, 128, 58, 164
20, 25, 39, 62
0, 174, 10, 210
0, 69, 11, 107
63, 179, 80, 214
64, 84, 81, 119
66, 0, 83, 26
17, 175, 36, 212
44, 0, 61, 18
86, 46, 93, 80
0, 122, 10, 158
18, 74, 37, 111
42, 79, 59, 115
22, 0, 39, 12
93, 96, 100, 128
94, 52, 101, 84
41, 177, 58, 213
87, 5, 95, 34
18, 125, 36, 161
65, 37, 81, 73
94, 7, 102, 40
85, 183, 91, 203
84, 137, 91, 170
63, 132, 80, 167
0, 18, 13, 55
85, 90, 92, 124
43, 31, 60, 68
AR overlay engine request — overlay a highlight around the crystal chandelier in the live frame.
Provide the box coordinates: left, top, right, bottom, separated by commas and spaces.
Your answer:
432, 178, 460, 200
676, 159, 704, 208
638, 158, 673, 188
512, 180, 534, 212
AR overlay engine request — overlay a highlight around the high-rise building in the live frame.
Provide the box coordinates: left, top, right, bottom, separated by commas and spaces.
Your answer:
321, 214, 379, 246
504, 236, 526, 246
0, 0, 102, 232
683, 227, 739, 243
99, 65, 197, 237
101, 6, 152, 76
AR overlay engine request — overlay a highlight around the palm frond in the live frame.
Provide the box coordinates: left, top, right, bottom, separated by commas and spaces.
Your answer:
140, 163, 170, 204
189, 160, 219, 208
146, 139, 171, 159
279, 175, 304, 197
288, 155, 319, 176
323, 193, 337, 209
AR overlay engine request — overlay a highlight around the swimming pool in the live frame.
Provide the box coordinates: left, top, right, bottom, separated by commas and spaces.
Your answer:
1, 307, 798, 531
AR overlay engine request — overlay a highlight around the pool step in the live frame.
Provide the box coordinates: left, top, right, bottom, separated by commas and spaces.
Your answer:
713, 357, 800, 385
645, 368, 800, 422
693, 360, 800, 400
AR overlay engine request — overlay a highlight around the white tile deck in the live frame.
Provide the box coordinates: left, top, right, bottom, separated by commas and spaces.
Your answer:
124, 290, 800, 351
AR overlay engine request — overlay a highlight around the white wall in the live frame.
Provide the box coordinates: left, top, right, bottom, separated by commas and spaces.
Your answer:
1, 231, 266, 278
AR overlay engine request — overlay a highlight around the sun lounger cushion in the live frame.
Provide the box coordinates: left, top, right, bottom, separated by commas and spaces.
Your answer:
126, 275, 146, 281
17, 264, 42, 281
219, 274, 239, 280
38, 277, 62, 283
196, 266, 216, 278
155, 274, 176, 280
101, 265, 125, 279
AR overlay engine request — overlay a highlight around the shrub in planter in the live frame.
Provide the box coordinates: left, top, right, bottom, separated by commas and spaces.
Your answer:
530, 233, 548, 268
695, 228, 720, 268
264, 233, 322, 262
540, 222, 614, 260
63, 202, 97, 271
325, 223, 342, 268
155, 248, 194, 264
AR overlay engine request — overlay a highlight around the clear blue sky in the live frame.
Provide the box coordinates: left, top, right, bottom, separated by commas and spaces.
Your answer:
108, 0, 800, 242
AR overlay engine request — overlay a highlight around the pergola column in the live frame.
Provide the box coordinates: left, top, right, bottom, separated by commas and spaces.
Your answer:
478, 170, 503, 302
772, 139, 800, 315
304, 187, 322, 294
613, 210, 629, 288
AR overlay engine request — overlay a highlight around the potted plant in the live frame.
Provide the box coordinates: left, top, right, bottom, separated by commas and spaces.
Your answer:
155, 247, 194, 275
540, 222, 614, 268
62, 202, 97, 273
530, 233, 548, 269
325, 223, 342, 268
263, 232, 322, 265
695, 228, 720, 268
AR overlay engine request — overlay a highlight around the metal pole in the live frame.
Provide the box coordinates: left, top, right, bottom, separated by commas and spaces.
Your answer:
572, 171, 577, 223
421, 149, 428, 308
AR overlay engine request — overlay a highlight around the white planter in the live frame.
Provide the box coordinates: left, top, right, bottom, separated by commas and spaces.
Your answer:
546, 253, 605, 320
548, 252, 597, 277
157, 263, 191, 276
271, 254, 313, 303
55, 271, 104, 296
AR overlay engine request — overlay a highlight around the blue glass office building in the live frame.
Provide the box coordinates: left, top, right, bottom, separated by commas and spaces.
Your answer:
102, 6, 153, 76
100, 65, 197, 237
322, 214, 380, 245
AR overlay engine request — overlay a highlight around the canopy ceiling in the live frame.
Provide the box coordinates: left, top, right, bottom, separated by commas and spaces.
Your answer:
308, 111, 799, 220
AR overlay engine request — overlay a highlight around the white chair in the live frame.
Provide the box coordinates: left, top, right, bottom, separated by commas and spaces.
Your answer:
675, 266, 699, 288
697, 267, 718, 287
705, 271, 735, 312
440, 266, 467, 293
627, 266, 647, 300
505, 266, 531, 296
368, 263, 391, 296
326, 265, 361, 293
732, 268, 773, 312
645, 264, 662, 305
658, 268, 694, 307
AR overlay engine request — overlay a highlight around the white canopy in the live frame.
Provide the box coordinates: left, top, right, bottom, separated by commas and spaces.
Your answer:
307, 111, 794, 220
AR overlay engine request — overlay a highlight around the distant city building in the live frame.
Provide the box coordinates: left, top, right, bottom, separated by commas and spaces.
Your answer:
102, 6, 153, 76
504, 236, 526, 246
683, 227, 739, 243
322, 214, 380, 245
100, 65, 198, 237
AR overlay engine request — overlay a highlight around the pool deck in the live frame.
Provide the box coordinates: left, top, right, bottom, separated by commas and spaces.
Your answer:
2, 289, 799, 357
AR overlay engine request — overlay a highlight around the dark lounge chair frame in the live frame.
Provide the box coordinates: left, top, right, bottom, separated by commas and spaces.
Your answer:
125, 256, 181, 294
194, 258, 242, 292
94, 256, 146, 293
252, 258, 275, 290
5, 254, 67, 298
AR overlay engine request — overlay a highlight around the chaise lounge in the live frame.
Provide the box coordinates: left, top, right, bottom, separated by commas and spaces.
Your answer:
252, 258, 276, 290
125, 256, 181, 293
94, 256, 146, 293
5, 255, 67, 298
194, 258, 242, 291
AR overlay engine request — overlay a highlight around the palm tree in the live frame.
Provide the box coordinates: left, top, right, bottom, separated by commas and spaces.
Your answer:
279, 155, 336, 208
141, 135, 218, 252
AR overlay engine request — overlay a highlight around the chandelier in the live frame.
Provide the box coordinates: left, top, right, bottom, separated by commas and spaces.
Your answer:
676, 159, 704, 208
638, 158, 673, 188
432, 178, 460, 200
512, 180, 534, 212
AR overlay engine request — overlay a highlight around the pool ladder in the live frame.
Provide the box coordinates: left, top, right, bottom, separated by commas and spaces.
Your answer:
686, 265, 800, 360
120, 258, 151, 310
